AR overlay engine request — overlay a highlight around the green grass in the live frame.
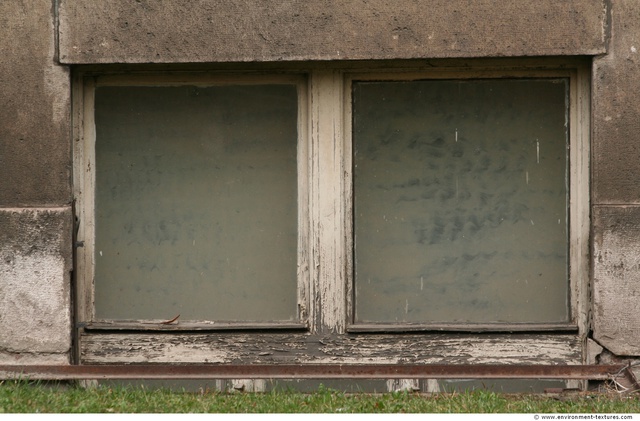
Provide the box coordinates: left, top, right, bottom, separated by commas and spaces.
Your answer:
1, 381, 639, 413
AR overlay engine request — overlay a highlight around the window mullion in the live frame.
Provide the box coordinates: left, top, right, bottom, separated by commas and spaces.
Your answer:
310, 69, 347, 334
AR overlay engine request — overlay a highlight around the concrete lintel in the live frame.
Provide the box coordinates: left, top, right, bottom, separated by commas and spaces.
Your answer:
59, 0, 607, 64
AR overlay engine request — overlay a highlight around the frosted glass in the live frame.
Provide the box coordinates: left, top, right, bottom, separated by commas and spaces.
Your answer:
353, 79, 569, 323
94, 84, 298, 321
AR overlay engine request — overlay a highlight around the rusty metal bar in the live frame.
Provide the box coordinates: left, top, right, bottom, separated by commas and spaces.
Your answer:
0, 364, 626, 381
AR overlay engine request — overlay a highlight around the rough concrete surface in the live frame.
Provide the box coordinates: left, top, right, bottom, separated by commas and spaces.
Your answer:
593, 206, 640, 356
0, 0, 71, 206
59, 0, 606, 64
592, 0, 640, 204
0, 208, 72, 360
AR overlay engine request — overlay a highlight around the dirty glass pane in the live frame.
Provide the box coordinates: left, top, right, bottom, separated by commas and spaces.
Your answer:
353, 79, 569, 324
94, 84, 298, 321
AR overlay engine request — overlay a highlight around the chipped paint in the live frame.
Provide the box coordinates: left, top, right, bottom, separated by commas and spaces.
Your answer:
80, 333, 581, 366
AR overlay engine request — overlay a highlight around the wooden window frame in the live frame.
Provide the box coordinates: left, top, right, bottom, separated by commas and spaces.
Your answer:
343, 69, 589, 333
73, 60, 590, 388
73, 72, 311, 331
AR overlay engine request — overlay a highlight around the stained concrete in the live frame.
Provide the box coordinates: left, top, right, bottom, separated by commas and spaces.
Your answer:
0, 208, 72, 361
590, 0, 640, 357
592, 0, 640, 204
59, 0, 607, 64
0, 0, 71, 206
0, 0, 72, 364
593, 206, 640, 356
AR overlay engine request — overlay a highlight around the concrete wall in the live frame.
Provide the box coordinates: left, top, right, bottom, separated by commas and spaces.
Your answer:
2, 0, 640, 366
592, 0, 640, 356
0, 0, 72, 364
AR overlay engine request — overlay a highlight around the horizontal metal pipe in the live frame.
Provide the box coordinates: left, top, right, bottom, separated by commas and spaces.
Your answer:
0, 364, 626, 381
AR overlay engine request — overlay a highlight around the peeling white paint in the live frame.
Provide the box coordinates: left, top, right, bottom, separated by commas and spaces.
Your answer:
311, 71, 347, 334
387, 378, 419, 392
231, 379, 267, 392
426, 379, 441, 393
81, 333, 581, 365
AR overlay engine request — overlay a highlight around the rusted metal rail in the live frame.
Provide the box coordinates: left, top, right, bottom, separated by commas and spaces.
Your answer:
0, 364, 633, 383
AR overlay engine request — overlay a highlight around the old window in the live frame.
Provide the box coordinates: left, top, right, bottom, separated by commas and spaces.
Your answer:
74, 62, 590, 384
75, 74, 309, 328
350, 76, 570, 328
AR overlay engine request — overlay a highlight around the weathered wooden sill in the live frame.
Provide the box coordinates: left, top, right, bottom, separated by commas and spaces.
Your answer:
79, 332, 582, 365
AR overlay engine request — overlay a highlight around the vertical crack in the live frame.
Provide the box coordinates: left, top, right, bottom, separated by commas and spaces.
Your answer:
603, 0, 612, 53
52, 0, 60, 63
